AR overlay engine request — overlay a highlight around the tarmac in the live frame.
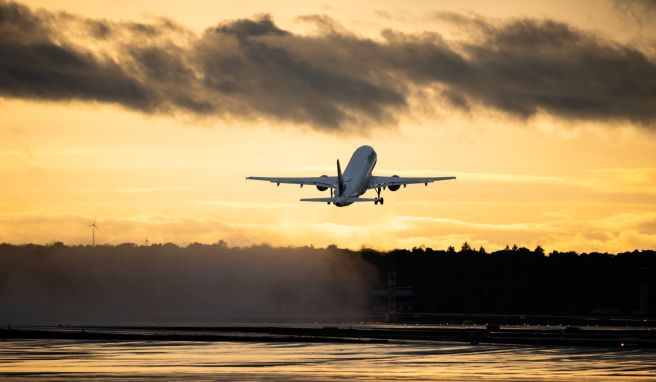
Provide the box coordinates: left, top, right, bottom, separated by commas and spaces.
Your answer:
2, 323, 656, 348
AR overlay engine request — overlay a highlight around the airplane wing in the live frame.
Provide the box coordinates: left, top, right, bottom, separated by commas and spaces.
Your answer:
300, 197, 377, 203
246, 176, 337, 188
367, 175, 456, 189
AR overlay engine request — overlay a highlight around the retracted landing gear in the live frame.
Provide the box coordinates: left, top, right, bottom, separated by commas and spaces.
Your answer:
374, 187, 384, 205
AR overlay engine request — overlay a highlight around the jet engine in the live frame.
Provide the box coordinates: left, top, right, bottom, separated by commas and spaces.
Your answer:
316, 175, 329, 191
388, 175, 401, 191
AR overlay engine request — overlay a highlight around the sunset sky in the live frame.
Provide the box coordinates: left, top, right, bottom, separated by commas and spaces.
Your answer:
1, 0, 655, 252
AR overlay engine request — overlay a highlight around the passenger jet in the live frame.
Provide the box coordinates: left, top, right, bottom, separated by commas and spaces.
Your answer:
247, 145, 455, 207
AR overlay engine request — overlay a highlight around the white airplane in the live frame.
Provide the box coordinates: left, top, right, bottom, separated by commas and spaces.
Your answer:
247, 145, 455, 207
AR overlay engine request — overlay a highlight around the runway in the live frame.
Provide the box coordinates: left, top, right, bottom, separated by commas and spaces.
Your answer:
2, 323, 656, 348
1, 337, 655, 381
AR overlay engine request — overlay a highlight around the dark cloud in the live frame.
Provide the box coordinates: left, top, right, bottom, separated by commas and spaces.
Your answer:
215, 14, 289, 37
454, 19, 656, 123
0, 2, 155, 110
1, 1, 656, 130
0, 41, 154, 108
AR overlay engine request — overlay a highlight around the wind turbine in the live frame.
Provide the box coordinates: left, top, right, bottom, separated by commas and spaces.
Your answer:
89, 219, 98, 246
145, 231, 149, 246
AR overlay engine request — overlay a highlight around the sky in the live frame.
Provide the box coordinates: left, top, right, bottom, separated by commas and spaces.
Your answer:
0, 0, 655, 252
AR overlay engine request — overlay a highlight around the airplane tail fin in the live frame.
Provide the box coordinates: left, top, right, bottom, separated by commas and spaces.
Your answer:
337, 159, 345, 196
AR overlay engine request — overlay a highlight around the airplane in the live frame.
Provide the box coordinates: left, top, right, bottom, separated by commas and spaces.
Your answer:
246, 145, 456, 207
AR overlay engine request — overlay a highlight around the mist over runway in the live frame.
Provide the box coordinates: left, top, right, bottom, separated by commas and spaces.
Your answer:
0, 243, 377, 324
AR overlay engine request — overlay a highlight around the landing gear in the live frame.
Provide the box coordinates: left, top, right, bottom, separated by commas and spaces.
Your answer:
374, 187, 384, 205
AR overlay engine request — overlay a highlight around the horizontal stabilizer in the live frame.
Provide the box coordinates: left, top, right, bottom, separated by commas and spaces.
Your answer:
300, 197, 377, 203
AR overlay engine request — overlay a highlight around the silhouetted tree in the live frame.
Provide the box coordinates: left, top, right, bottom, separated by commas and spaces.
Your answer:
534, 245, 545, 256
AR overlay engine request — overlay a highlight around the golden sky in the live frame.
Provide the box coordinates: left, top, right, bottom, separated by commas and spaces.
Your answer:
1, 0, 655, 252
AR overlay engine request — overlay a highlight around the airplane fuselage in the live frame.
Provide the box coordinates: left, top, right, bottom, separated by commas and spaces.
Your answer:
336, 145, 377, 206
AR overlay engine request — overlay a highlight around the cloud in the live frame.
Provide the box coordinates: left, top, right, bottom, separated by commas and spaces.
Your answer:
1, 210, 655, 254
0, 4, 154, 109
613, 0, 656, 26
1, 1, 656, 130
397, 211, 656, 253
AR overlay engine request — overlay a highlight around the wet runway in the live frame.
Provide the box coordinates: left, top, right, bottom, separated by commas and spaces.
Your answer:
1, 338, 655, 381
2, 325, 656, 380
